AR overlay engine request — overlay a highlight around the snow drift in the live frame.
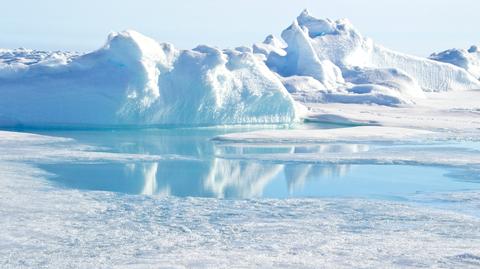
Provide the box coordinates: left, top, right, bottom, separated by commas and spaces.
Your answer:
430, 45, 480, 80
256, 10, 480, 105
0, 31, 300, 127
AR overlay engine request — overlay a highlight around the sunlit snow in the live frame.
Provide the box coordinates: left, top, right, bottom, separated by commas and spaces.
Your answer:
1, 9, 480, 269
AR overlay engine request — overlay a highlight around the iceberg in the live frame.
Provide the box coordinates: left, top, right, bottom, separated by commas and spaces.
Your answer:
257, 10, 480, 105
1, 10, 479, 127
0, 31, 300, 127
430, 45, 480, 79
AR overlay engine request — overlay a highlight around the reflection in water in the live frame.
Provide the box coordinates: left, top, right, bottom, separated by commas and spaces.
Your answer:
293, 144, 370, 154
204, 159, 284, 198
135, 163, 159, 195
40, 129, 474, 199
281, 144, 366, 194
284, 164, 350, 194
43, 141, 372, 198
207, 144, 372, 196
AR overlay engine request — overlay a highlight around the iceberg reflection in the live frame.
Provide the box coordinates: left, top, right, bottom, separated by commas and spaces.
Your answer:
43, 142, 371, 198
204, 159, 284, 198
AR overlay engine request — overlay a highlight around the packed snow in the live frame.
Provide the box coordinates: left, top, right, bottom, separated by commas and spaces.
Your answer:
305, 90, 480, 134
430, 45, 480, 79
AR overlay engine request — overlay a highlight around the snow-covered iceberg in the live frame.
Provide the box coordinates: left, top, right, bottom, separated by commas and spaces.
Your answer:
0, 31, 300, 127
430, 45, 480, 80
257, 10, 480, 105
1, 10, 479, 127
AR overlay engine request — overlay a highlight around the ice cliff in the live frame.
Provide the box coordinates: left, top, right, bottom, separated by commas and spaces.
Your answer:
0, 10, 479, 127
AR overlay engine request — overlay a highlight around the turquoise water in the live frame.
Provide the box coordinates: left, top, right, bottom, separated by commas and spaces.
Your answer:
35, 127, 480, 200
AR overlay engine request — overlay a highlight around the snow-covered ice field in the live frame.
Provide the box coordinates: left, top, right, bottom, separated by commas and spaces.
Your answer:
1, 127, 480, 268
1, 9, 480, 269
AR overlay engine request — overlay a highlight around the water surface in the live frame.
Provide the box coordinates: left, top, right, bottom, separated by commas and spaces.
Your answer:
34, 126, 480, 200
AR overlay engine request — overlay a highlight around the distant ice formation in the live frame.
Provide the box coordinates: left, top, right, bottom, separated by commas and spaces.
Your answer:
1, 10, 479, 127
256, 10, 480, 105
430, 45, 480, 79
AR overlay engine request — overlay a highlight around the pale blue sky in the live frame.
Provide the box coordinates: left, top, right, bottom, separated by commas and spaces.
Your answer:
1, 0, 478, 56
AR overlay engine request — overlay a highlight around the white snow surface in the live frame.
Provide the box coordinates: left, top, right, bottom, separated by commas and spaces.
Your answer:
430, 45, 480, 79
306, 90, 480, 134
